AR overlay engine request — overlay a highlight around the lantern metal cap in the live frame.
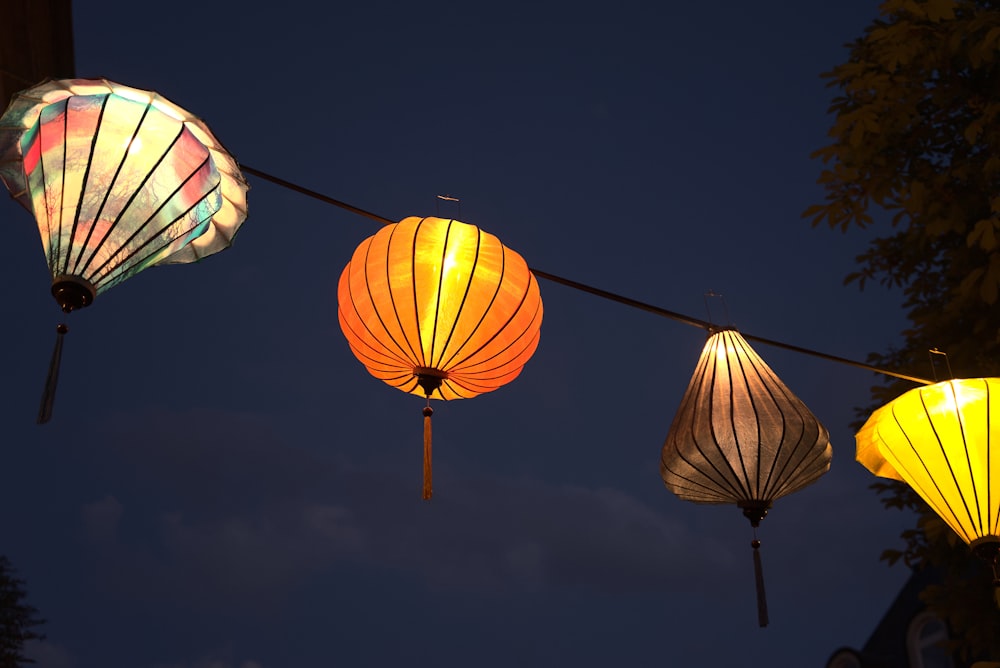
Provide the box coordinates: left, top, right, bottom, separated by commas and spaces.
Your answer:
414, 367, 447, 397
738, 500, 772, 527
51, 275, 96, 313
971, 536, 1000, 564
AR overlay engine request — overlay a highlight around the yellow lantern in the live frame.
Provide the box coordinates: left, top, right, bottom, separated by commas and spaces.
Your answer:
337, 215, 543, 499
856, 378, 1000, 565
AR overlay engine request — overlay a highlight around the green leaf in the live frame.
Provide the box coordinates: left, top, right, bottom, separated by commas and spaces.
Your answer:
967, 218, 998, 251
982, 253, 1000, 304
808, 3, 1000, 653
926, 0, 957, 22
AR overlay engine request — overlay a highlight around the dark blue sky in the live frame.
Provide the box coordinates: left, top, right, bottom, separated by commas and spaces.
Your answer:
1, 2, 923, 667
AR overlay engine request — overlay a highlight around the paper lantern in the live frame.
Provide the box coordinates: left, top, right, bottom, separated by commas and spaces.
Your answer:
338, 215, 543, 499
0, 78, 249, 421
661, 327, 833, 626
856, 378, 1000, 566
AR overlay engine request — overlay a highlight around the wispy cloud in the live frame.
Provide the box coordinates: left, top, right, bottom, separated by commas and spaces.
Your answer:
23, 640, 75, 668
151, 658, 263, 668
79, 407, 730, 611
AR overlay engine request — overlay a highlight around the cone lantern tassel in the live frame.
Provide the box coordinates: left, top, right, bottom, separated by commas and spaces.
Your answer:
423, 404, 433, 500
751, 538, 768, 627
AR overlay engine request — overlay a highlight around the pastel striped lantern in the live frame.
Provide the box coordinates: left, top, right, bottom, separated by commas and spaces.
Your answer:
0, 78, 248, 422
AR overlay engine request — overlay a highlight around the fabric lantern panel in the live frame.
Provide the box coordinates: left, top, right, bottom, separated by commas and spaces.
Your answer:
856, 378, 1000, 555
0, 78, 249, 310
661, 328, 832, 509
661, 327, 832, 626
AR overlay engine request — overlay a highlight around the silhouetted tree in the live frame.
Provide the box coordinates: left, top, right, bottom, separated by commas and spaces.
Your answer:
807, 0, 1000, 661
0, 557, 44, 667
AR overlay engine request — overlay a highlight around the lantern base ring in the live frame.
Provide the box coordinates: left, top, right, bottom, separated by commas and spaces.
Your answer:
51, 275, 96, 313
414, 367, 447, 397
971, 536, 1000, 565
738, 500, 772, 527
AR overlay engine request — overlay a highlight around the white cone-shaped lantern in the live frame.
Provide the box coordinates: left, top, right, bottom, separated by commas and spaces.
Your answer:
661, 328, 832, 626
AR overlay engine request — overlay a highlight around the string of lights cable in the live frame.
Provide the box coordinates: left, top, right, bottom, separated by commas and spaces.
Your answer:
239, 165, 934, 387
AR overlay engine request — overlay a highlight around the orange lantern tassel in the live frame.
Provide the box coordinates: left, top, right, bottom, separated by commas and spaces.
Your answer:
422, 405, 433, 500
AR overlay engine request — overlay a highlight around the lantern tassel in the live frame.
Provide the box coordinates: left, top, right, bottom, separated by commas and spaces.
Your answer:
992, 562, 1000, 609
37, 323, 69, 425
422, 404, 433, 500
752, 537, 769, 627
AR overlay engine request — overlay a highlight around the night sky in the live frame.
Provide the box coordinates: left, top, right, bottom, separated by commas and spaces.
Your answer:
1, 3, 924, 667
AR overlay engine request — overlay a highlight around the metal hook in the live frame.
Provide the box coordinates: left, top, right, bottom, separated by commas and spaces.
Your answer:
436, 194, 461, 220
928, 348, 953, 382
703, 290, 731, 329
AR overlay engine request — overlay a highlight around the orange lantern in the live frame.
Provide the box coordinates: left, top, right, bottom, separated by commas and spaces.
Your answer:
337, 215, 543, 499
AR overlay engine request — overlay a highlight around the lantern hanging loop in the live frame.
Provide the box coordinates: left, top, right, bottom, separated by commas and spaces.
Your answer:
928, 348, 953, 382
435, 194, 461, 219
702, 290, 730, 328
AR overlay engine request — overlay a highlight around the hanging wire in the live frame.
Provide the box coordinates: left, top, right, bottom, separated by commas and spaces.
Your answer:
0, 67, 39, 88
239, 164, 936, 387
240, 166, 393, 226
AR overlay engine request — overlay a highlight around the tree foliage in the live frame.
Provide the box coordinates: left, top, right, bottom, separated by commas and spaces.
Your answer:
808, 0, 1000, 387
0, 557, 44, 667
808, 0, 1000, 660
